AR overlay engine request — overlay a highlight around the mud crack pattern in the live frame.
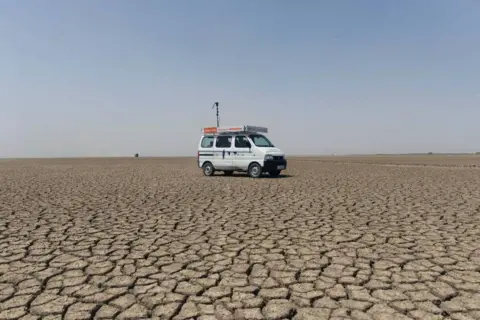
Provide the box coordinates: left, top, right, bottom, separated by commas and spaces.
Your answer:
1, 158, 480, 320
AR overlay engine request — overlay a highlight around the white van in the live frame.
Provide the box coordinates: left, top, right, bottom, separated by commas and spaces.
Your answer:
197, 125, 287, 178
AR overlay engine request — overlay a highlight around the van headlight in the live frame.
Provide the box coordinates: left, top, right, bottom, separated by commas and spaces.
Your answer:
264, 155, 274, 160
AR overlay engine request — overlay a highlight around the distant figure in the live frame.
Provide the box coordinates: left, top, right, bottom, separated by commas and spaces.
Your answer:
134, 153, 139, 158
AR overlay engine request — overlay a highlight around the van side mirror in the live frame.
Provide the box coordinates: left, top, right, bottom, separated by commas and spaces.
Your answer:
246, 141, 251, 148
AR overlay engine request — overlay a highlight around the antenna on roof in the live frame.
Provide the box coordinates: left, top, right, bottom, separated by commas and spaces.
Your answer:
212, 102, 219, 127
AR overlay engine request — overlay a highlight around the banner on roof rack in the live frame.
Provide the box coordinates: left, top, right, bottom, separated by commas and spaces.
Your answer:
217, 127, 243, 133
203, 127, 218, 134
202, 125, 268, 134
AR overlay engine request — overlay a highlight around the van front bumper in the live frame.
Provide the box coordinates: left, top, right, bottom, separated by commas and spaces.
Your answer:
262, 159, 287, 172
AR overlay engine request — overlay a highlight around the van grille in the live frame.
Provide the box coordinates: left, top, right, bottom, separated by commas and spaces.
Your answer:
273, 156, 283, 160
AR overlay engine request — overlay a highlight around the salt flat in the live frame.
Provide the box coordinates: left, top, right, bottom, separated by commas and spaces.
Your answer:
0, 156, 479, 320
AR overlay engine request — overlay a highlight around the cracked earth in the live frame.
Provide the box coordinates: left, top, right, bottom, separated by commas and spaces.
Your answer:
1, 157, 480, 320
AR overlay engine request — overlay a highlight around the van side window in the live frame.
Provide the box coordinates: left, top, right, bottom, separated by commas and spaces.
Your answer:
235, 136, 249, 148
215, 136, 232, 148
201, 136, 214, 148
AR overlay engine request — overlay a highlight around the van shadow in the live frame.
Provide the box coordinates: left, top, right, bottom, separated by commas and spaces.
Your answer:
213, 173, 293, 179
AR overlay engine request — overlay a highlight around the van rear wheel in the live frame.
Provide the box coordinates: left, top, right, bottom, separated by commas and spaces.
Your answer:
203, 162, 215, 176
248, 163, 262, 178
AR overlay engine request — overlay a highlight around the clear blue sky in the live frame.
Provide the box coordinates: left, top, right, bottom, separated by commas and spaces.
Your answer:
1, 0, 479, 157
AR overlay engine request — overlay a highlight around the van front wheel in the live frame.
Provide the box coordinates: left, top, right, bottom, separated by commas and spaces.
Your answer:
248, 163, 262, 178
270, 170, 281, 177
203, 162, 215, 176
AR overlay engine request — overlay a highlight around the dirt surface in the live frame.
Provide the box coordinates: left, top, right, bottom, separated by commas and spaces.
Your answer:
291, 155, 480, 168
1, 156, 480, 320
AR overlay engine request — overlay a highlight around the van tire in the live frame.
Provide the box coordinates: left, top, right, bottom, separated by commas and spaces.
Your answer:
248, 163, 262, 178
224, 171, 234, 176
203, 162, 215, 176
270, 170, 281, 177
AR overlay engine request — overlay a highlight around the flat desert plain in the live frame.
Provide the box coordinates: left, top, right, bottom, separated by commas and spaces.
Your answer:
1, 156, 480, 320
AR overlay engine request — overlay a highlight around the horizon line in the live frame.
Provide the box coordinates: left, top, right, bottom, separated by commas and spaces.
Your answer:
1, 152, 479, 160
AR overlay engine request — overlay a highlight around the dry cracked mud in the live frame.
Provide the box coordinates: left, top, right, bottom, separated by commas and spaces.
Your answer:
1, 156, 480, 320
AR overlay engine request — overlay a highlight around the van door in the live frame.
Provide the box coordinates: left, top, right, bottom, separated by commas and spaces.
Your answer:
213, 135, 234, 170
233, 135, 253, 171
198, 135, 215, 168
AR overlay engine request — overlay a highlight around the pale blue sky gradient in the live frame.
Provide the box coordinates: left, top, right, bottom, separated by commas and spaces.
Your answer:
1, 0, 479, 157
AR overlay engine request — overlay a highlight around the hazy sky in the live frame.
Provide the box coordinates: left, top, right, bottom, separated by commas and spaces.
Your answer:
1, 0, 479, 157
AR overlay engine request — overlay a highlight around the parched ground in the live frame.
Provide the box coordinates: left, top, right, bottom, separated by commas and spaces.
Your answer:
1, 156, 480, 320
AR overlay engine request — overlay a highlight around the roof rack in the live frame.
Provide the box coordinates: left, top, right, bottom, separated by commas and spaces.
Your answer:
202, 125, 268, 135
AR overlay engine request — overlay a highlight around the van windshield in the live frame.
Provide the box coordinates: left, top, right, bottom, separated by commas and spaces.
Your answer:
249, 134, 275, 148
